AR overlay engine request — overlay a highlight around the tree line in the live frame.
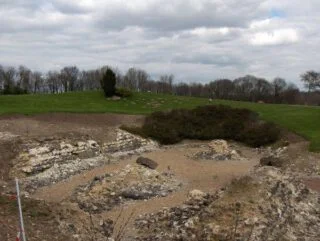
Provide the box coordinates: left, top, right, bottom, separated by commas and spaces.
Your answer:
0, 64, 319, 105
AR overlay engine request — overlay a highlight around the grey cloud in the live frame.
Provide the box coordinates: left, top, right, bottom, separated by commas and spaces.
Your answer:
94, 1, 267, 31
52, 0, 93, 14
172, 54, 245, 67
0, 0, 320, 88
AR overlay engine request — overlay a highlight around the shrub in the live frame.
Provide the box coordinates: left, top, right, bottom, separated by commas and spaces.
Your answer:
238, 122, 280, 147
115, 88, 133, 98
142, 111, 182, 144
120, 125, 148, 138
101, 68, 116, 97
135, 105, 280, 147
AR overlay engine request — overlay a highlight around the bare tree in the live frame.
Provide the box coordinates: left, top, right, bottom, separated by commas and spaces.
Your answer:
158, 74, 174, 93
300, 70, 320, 92
46, 71, 61, 94
2, 66, 17, 93
252, 78, 273, 102
81, 70, 101, 90
0, 65, 4, 91
136, 69, 149, 91
272, 78, 287, 103
282, 83, 300, 104
173, 82, 190, 96
31, 71, 43, 93
60, 66, 79, 92
209, 79, 233, 99
189, 82, 203, 97
124, 68, 138, 90
18, 65, 32, 93
233, 76, 254, 101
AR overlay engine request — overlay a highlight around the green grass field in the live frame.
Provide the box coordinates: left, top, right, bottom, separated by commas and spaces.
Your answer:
1, 91, 319, 151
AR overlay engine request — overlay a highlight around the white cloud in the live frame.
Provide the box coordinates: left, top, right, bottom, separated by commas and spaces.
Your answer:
250, 29, 299, 46
190, 27, 230, 37
0, 0, 320, 87
249, 19, 272, 29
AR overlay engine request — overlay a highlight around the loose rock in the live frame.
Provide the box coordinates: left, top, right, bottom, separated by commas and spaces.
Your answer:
134, 166, 320, 241
136, 157, 158, 169
72, 164, 182, 213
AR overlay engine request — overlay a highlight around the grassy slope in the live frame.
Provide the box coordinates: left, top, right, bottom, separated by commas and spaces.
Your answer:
0, 91, 319, 151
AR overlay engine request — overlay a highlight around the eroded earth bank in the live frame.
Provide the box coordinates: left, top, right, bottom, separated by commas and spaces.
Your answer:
0, 113, 319, 241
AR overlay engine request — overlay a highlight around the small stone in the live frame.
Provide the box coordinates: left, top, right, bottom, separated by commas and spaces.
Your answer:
188, 189, 206, 201
136, 157, 158, 169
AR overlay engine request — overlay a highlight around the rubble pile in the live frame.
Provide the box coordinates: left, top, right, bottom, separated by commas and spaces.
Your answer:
9, 129, 159, 190
57, 212, 114, 241
188, 140, 245, 161
18, 139, 101, 175
72, 164, 182, 213
103, 129, 159, 157
135, 166, 320, 241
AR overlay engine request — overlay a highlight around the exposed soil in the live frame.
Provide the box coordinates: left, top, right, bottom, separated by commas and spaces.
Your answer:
0, 113, 319, 241
304, 177, 320, 192
0, 112, 143, 183
0, 139, 21, 181
0, 113, 144, 143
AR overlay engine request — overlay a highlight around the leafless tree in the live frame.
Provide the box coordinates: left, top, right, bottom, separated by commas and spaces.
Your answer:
2, 66, 17, 92
60, 66, 79, 92
31, 71, 43, 93
46, 71, 61, 94
81, 70, 101, 90
282, 83, 300, 104
188, 82, 203, 97
18, 65, 32, 92
252, 78, 273, 102
124, 68, 138, 90
209, 79, 233, 99
0, 65, 4, 90
158, 74, 174, 94
174, 82, 190, 96
300, 70, 320, 92
233, 76, 254, 101
272, 78, 287, 103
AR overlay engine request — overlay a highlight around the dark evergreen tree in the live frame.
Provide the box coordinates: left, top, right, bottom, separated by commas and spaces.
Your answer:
101, 68, 116, 97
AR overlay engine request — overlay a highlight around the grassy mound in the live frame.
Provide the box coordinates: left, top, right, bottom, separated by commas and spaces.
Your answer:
127, 105, 280, 147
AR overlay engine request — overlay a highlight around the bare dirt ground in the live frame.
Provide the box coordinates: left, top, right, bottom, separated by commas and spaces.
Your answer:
0, 113, 319, 241
0, 113, 144, 143
32, 143, 260, 240
0, 113, 143, 183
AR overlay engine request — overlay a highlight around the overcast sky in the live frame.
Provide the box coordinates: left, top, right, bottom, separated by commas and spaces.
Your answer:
0, 0, 319, 87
